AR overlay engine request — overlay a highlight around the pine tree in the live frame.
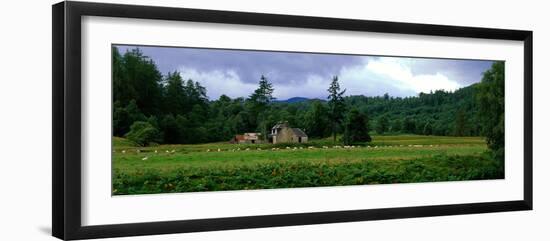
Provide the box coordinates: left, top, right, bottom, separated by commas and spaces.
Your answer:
248, 75, 275, 139
164, 71, 185, 115
327, 76, 347, 143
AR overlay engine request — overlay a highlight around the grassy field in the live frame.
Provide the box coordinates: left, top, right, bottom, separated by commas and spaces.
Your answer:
112, 135, 503, 195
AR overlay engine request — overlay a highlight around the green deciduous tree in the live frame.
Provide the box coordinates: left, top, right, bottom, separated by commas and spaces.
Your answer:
304, 100, 329, 138
343, 109, 372, 145
476, 61, 505, 160
125, 121, 161, 146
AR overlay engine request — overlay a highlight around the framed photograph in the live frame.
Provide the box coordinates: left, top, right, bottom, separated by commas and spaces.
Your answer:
52, 1, 533, 240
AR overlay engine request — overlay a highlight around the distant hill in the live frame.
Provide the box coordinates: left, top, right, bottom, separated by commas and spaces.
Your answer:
274, 97, 325, 103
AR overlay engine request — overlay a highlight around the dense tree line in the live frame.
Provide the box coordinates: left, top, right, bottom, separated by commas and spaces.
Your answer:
112, 47, 504, 157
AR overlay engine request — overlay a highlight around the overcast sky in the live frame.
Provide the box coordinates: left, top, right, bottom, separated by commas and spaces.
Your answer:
115, 45, 495, 100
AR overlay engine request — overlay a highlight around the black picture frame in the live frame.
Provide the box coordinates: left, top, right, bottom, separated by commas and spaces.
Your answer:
52, 1, 533, 240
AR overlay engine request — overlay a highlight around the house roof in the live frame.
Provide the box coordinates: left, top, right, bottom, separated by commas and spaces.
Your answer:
272, 122, 289, 129
234, 135, 245, 141
291, 128, 308, 137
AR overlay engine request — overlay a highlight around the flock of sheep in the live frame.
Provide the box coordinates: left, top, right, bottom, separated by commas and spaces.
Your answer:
116, 144, 437, 160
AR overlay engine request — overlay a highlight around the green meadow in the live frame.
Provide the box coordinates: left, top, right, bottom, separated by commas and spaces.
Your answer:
112, 135, 503, 195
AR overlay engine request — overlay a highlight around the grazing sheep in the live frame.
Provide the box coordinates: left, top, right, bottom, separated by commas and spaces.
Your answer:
217, 148, 221, 152
293, 147, 297, 150
374, 146, 378, 149
308, 146, 314, 149
323, 146, 329, 149
154, 150, 158, 153
121, 150, 126, 154
171, 149, 175, 153
136, 149, 141, 153
333, 145, 341, 149
237, 148, 241, 151
142, 156, 148, 161
246, 148, 250, 151
165, 150, 169, 153
286, 146, 291, 149
206, 149, 210, 152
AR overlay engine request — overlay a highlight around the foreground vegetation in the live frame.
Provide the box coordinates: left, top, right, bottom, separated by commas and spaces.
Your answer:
113, 135, 503, 195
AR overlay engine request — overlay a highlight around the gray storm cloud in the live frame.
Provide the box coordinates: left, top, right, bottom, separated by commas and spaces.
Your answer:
115, 45, 495, 100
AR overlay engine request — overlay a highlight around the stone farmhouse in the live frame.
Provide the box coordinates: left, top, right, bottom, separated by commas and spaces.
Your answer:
269, 122, 308, 144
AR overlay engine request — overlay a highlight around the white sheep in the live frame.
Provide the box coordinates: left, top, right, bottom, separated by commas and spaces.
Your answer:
323, 146, 329, 149
121, 150, 126, 154
142, 156, 148, 161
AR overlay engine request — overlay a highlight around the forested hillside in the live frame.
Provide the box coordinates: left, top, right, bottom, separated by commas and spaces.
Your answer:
112, 47, 503, 157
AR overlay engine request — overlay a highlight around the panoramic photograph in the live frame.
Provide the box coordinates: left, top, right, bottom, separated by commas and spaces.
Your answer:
111, 44, 505, 195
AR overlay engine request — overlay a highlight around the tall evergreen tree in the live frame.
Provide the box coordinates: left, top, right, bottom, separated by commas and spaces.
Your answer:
121, 48, 163, 115
248, 75, 275, 139
327, 76, 346, 143
164, 71, 185, 115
